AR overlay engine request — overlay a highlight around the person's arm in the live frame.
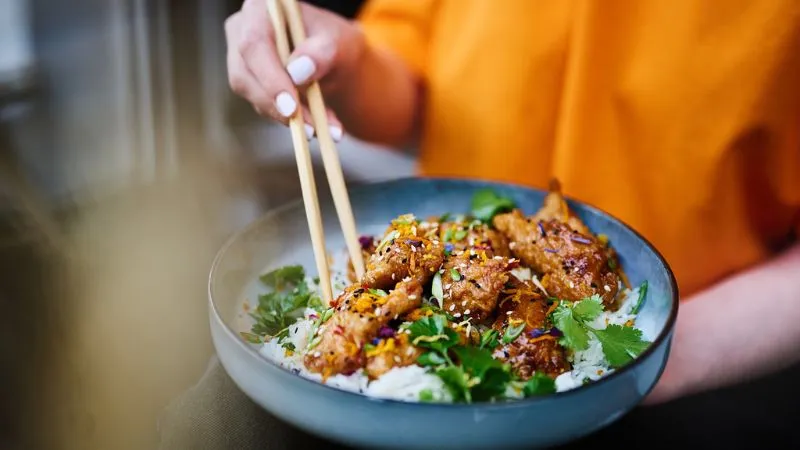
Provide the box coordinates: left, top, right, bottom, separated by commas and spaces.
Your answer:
643, 240, 800, 404
324, 35, 423, 148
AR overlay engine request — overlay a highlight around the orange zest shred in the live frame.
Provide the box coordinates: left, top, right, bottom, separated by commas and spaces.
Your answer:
529, 335, 557, 344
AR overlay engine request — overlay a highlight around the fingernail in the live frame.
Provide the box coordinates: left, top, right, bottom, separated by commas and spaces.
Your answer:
286, 55, 316, 85
304, 123, 315, 139
329, 125, 343, 142
275, 92, 297, 118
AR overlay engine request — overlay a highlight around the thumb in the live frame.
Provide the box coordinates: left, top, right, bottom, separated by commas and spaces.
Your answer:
284, 33, 338, 86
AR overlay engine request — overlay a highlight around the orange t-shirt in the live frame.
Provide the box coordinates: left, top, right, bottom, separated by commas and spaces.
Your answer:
356, 0, 800, 298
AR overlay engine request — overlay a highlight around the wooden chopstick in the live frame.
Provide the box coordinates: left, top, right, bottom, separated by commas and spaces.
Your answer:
277, 0, 366, 280
266, 0, 333, 306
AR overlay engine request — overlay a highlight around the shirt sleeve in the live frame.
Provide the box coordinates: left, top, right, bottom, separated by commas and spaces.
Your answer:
355, 0, 440, 79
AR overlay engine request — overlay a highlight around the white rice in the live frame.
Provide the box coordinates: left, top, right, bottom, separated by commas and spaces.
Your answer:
254, 270, 646, 401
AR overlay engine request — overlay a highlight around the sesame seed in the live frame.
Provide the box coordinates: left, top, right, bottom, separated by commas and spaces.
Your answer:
453, 313, 462, 318
394, 314, 399, 320
461, 300, 467, 307
464, 309, 471, 315
391, 273, 396, 280
313, 351, 321, 357
494, 256, 502, 260
444, 284, 452, 290
604, 285, 611, 292
509, 242, 517, 249
375, 308, 382, 316
569, 281, 575, 289
394, 355, 402, 363
409, 295, 418, 300
506, 311, 513, 315
449, 304, 455, 311
411, 246, 417, 253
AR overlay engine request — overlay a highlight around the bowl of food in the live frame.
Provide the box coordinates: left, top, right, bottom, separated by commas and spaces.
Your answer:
208, 177, 678, 449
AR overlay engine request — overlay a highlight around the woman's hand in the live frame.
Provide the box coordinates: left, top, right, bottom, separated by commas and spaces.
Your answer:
224, 0, 367, 140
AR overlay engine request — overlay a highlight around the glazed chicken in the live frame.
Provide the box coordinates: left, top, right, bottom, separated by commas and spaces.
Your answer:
304, 280, 423, 377
361, 215, 445, 290
531, 179, 591, 236
438, 220, 511, 257
365, 332, 423, 379
492, 277, 570, 379
493, 211, 620, 308
439, 252, 515, 323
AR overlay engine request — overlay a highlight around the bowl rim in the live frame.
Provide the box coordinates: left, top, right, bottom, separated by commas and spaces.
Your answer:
208, 176, 680, 409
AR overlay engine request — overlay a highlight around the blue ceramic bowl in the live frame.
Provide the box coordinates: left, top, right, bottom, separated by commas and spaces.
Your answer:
208, 178, 679, 449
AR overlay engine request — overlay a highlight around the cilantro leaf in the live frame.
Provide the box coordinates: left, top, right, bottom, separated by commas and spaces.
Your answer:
522, 372, 556, 397
259, 265, 305, 290
501, 322, 526, 344
572, 295, 604, 322
407, 315, 460, 354
590, 324, 650, 367
436, 366, 471, 403
550, 304, 591, 351
453, 229, 468, 241
449, 268, 462, 281
418, 351, 447, 366
471, 189, 517, 223
249, 265, 321, 337
452, 346, 512, 401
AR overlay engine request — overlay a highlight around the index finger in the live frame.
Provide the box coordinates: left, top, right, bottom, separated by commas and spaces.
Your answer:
237, 0, 299, 121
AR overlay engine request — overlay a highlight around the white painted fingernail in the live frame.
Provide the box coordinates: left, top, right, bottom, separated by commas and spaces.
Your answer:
275, 92, 297, 118
304, 123, 315, 139
329, 125, 343, 142
287, 55, 316, 85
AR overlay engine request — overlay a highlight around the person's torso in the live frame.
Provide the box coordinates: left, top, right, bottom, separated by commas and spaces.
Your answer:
416, 0, 800, 297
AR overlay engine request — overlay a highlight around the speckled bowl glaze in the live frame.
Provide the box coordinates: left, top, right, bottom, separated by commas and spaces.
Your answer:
208, 177, 679, 450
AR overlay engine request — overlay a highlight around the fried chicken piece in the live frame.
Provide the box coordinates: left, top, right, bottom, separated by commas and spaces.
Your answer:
493, 211, 620, 308
304, 280, 423, 377
532, 179, 591, 235
440, 252, 515, 323
362, 215, 445, 290
364, 332, 423, 379
492, 277, 570, 379
438, 220, 511, 257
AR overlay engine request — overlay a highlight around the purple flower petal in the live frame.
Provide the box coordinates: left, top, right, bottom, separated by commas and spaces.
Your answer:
549, 328, 563, 337
371, 337, 381, 346
529, 328, 546, 338
378, 326, 396, 338
359, 235, 374, 249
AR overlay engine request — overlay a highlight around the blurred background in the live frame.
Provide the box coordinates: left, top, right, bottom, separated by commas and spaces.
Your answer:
0, 1, 408, 449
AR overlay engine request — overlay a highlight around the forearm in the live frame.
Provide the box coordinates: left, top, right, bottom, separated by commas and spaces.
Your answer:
644, 241, 800, 404
325, 33, 423, 148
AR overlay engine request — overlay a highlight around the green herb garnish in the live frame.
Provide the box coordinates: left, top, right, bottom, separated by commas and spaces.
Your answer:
430, 272, 444, 307
249, 266, 322, 338
368, 288, 388, 297
419, 389, 435, 402
549, 295, 650, 368
501, 322, 526, 344
471, 189, 517, 223
453, 229, 468, 241
479, 329, 500, 349
522, 372, 556, 396
631, 280, 648, 314
449, 268, 462, 281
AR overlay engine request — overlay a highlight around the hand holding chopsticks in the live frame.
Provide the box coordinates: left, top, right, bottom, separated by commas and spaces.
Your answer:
266, 0, 365, 306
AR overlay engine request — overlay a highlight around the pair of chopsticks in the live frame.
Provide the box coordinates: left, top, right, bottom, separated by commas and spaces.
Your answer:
266, 0, 365, 306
